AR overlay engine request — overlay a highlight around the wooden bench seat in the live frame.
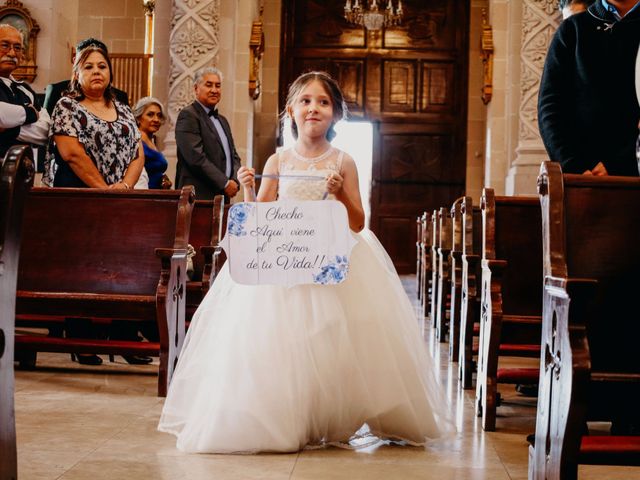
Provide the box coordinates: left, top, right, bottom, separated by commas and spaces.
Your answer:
429, 209, 441, 329
475, 189, 542, 431
435, 207, 453, 342
419, 211, 433, 331
496, 367, 540, 384
471, 343, 540, 356
15, 186, 195, 397
186, 196, 228, 322
529, 162, 640, 480
416, 214, 423, 300
448, 198, 464, 361
15, 335, 160, 356
459, 197, 482, 389
0, 145, 35, 480
579, 437, 640, 466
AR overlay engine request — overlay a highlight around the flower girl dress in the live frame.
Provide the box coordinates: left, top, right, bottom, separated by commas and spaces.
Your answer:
158, 147, 453, 453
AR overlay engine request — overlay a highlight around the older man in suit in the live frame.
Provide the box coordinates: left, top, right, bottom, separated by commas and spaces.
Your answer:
175, 66, 241, 200
0, 24, 50, 158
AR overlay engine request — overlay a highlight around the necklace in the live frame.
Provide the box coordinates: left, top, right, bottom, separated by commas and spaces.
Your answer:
291, 146, 334, 164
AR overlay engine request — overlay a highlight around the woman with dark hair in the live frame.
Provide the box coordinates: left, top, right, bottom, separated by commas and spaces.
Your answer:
46, 43, 143, 188
45, 43, 145, 366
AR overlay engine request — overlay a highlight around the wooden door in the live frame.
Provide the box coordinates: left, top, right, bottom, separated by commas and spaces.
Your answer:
280, 0, 470, 273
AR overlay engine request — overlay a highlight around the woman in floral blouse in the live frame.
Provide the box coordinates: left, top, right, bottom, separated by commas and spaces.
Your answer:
44, 42, 145, 366
46, 42, 143, 188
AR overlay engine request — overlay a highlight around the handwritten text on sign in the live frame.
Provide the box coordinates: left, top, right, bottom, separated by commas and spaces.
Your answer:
219, 200, 357, 286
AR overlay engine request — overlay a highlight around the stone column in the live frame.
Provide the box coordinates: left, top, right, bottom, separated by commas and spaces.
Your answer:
505, 0, 560, 195
163, 0, 221, 181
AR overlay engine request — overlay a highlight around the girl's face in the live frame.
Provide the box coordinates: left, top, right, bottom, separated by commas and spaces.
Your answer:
76, 51, 111, 95
138, 103, 164, 135
289, 80, 335, 140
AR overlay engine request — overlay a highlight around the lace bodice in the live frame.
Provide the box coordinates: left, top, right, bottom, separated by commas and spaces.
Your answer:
277, 147, 344, 201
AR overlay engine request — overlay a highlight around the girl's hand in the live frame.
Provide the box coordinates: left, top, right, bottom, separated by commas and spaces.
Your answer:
325, 171, 344, 195
237, 166, 255, 188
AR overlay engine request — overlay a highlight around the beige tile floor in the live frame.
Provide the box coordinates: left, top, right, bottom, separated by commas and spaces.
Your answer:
14, 276, 640, 480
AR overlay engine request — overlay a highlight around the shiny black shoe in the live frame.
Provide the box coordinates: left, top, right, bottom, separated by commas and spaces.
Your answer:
16, 351, 37, 369
516, 383, 539, 397
71, 353, 103, 366
122, 355, 153, 365
526, 433, 535, 446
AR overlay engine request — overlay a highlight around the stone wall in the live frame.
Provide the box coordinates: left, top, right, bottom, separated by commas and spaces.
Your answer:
466, 0, 490, 202
76, 0, 146, 54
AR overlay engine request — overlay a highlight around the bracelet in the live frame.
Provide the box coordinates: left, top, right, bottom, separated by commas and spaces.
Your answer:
122, 181, 131, 189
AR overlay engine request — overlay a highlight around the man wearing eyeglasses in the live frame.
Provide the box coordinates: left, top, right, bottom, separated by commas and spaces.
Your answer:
0, 24, 50, 158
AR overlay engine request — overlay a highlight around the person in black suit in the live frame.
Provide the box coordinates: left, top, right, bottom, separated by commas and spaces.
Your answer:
43, 37, 129, 115
175, 66, 241, 200
0, 24, 50, 158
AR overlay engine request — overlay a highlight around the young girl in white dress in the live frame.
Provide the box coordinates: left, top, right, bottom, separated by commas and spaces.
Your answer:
158, 71, 454, 453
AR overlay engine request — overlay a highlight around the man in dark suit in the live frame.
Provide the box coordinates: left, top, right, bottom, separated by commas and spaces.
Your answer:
43, 37, 129, 115
175, 66, 241, 200
0, 24, 50, 158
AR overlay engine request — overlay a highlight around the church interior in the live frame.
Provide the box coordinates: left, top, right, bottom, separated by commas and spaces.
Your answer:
2, 0, 640, 479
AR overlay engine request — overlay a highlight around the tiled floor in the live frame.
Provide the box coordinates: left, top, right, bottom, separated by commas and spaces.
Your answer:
14, 276, 640, 479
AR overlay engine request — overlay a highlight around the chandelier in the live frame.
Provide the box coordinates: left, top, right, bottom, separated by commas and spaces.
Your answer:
344, 0, 403, 31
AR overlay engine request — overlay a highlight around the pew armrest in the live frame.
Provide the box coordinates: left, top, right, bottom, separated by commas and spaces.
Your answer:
155, 247, 188, 263
463, 253, 480, 265
200, 245, 225, 292
544, 275, 598, 304
482, 258, 508, 274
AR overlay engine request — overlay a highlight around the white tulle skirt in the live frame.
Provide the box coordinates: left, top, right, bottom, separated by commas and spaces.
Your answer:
158, 229, 454, 453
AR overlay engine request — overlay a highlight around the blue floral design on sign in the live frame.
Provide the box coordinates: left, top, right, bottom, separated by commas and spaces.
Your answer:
313, 255, 349, 285
228, 203, 253, 237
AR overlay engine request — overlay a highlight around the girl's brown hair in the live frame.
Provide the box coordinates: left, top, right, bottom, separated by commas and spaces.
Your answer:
284, 71, 348, 141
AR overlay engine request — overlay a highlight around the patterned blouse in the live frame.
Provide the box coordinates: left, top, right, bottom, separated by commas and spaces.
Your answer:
45, 96, 140, 186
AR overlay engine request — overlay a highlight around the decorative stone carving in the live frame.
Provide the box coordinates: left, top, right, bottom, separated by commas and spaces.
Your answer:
518, 0, 560, 143
168, 0, 220, 125
506, 0, 561, 194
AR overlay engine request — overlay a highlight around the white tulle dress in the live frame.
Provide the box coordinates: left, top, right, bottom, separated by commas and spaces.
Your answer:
158, 147, 453, 453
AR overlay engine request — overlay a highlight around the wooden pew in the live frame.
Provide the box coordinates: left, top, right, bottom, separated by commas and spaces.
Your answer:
435, 207, 452, 342
529, 162, 640, 480
475, 189, 542, 431
14, 187, 195, 397
186, 196, 229, 322
459, 197, 482, 389
0, 146, 35, 480
416, 214, 422, 300
419, 211, 432, 332
448, 197, 464, 361
429, 209, 441, 329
